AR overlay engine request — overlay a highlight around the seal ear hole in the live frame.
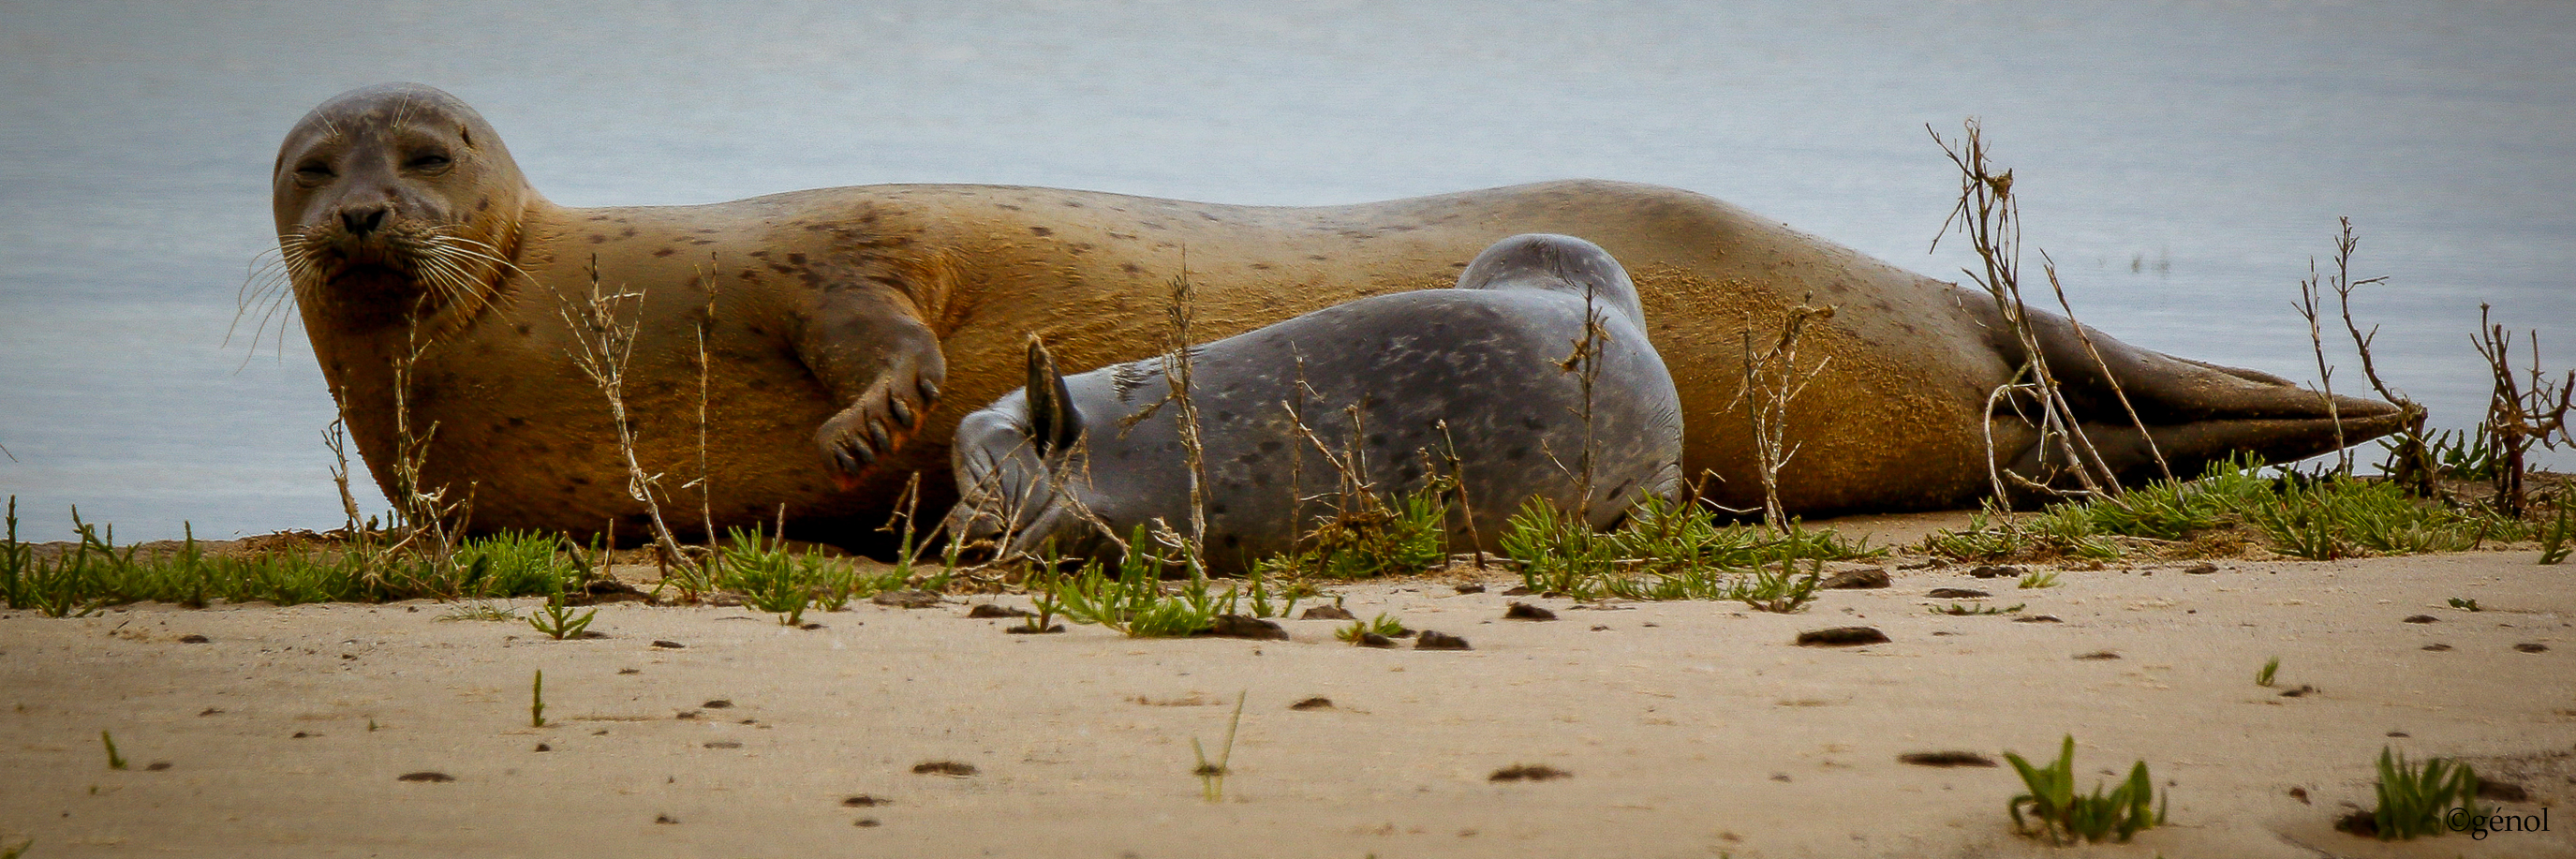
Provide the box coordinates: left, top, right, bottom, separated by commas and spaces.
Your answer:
457, 125, 475, 147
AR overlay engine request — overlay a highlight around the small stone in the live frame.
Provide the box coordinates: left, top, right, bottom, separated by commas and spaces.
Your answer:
1289, 697, 1334, 711
2183, 562, 2218, 574
842, 794, 888, 807
1927, 587, 1989, 599
1967, 564, 2020, 579
1003, 623, 1065, 634
651, 640, 686, 649
1898, 751, 1996, 768
967, 603, 1031, 618
1299, 605, 1356, 621
654, 813, 678, 824
1454, 584, 1487, 594
2403, 615, 2437, 624
2277, 685, 2317, 697
703, 699, 733, 709
534, 743, 551, 752
1488, 764, 1569, 781
1503, 602, 1557, 621
912, 761, 977, 777
1414, 630, 1472, 650
2013, 615, 2063, 623
398, 772, 454, 782
703, 741, 742, 749
1796, 626, 1888, 646
2514, 643, 2550, 653
1355, 632, 1399, 648
144, 762, 171, 771
2421, 643, 2452, 652
1202, 615, 1289, 641
1501, 585, 1535, 596
178, 634, 210, 644
1820, 568, 1890, 589
872, 589, 943, 609
853, 818, 881, 827
2073, 650, 2121, 660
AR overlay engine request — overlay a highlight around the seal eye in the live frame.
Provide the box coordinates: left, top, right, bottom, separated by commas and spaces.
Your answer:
407, 153, 452, 172
292, 162, 334, 186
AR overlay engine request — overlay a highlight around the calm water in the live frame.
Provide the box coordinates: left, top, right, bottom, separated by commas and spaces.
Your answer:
3, 0, 2570, 541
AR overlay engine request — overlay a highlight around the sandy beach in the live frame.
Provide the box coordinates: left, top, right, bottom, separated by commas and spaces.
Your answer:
3, 511, 2569, 859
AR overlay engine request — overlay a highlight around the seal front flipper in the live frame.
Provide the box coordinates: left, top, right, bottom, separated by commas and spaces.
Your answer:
796, 284, 947, 488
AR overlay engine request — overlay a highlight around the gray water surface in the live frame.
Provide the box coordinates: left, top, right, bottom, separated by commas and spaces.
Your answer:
3, 0, 2570, 541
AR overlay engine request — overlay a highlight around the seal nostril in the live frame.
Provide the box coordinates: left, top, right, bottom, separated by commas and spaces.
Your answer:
342, 206, 388, 236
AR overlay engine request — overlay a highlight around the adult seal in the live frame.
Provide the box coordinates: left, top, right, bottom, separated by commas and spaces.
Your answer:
946, 234, 1684, 571
274, 83, 2401, 545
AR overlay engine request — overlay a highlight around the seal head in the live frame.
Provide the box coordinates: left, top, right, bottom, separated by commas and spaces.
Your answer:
274, 83, 536, 336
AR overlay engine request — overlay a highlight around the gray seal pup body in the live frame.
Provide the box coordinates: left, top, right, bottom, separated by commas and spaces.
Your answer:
949, 234, 1681, 572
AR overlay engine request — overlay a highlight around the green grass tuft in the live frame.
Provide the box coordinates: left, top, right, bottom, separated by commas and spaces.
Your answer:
1500, 495, 1869, 602
2359, 747, 2483, 840
2004, 735, 2167, 845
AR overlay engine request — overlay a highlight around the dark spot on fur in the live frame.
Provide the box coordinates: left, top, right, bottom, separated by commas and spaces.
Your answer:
587, 215, 611, 221
788, 253, 807, 266
1506, 447, 1527, 461
620, 227, 638, 238
1309, 254, 1328, 261
1250, 262, 1273, 270
653, 247, 676, 257
587, 235, 606, 244
1029, 227, 1053, 237
1121, 263, 1144, 274
507, 417, 526, 427
1258, 440, 1282, 452
514, 323, 532, 335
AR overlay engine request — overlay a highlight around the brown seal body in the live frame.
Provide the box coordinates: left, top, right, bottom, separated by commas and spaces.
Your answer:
274, 83, 2401, 545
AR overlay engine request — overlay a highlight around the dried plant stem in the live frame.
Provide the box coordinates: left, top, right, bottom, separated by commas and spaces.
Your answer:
1931, 120, 2118, 503
559, 254, 695, 575
2295, 253, 2351, 475
383, 296, 468, 572
2472, 304, 2573, 517
1558, 281, 1608, 515
2318, 219, 2434, 495
1733, 298, 1835, 530
1163, 261, 1212, 577
2041, 253, 2168, 481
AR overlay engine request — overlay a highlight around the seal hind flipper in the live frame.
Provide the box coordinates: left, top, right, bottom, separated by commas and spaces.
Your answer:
1999, 304, 2406, 490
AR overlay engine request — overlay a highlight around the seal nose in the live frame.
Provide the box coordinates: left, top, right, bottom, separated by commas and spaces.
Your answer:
340, 205, 389, 237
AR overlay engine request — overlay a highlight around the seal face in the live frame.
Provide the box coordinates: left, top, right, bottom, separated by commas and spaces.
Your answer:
274, 83, 533, 337
949, 234, 1684, 572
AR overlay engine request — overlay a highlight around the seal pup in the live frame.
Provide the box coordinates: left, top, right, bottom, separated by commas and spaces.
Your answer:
946, 234, 1683, 572
273, 83, 2403, 546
